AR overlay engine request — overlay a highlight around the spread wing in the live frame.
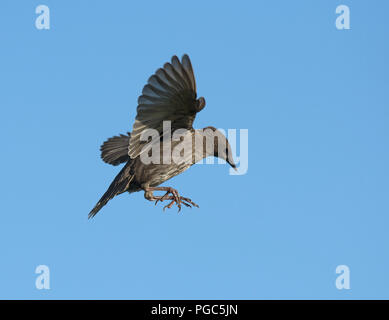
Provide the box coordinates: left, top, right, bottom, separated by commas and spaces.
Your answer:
128, 54, 206, 159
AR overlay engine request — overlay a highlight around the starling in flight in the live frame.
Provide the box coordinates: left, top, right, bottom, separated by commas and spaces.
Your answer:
89, 55, 236, 218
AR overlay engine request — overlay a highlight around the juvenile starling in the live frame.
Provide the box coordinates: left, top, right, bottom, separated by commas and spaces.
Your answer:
89, 54, 236, 218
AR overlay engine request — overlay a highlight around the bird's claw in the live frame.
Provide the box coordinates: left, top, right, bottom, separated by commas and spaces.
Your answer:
154, 191, 171, 206
154, 189, 199, 212
163, 199, 177, 211
180, 197, 199, 208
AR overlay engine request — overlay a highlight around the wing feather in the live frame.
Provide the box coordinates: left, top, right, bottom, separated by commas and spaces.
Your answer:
128, 54, 205, 159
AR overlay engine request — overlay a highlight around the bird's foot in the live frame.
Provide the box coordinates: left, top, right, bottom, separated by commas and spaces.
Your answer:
160, 196, 199, 211
180, 197, 199, 209
153, 188, 199, 212
163, 197, 199, 212
154, 187, 181, 210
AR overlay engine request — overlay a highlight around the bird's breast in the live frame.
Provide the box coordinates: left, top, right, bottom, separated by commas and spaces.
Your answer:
132, 131, 205, 187
136, 161, 192, 187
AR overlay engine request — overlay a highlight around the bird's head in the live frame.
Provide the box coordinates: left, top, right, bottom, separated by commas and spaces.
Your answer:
202, 126, 237, 171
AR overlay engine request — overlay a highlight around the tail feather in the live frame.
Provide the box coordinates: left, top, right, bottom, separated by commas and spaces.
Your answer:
89, 161, 134, 219
100, 133, 131, 166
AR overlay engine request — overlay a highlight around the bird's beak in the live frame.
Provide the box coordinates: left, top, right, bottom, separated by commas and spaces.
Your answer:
228, 159, 238, 171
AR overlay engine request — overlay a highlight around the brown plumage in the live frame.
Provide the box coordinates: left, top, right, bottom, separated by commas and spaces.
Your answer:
89, 55, 236, 218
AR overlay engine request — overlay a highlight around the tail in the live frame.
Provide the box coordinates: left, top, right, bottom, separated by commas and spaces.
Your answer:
89, 161, 134, 219
100, 133, 131, 166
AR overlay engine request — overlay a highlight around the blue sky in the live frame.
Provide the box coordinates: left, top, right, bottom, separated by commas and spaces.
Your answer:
0, 0, 388, 299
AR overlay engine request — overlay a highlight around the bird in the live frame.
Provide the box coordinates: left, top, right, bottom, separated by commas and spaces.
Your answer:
89, 54, 236, 218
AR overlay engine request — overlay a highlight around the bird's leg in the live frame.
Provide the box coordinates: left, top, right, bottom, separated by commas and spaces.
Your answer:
144, 186, 182, 211
155, 187, 180, 205
143, 187, 199, 211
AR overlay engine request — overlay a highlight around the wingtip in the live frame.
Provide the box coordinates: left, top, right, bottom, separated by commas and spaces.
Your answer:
172, 54, 191, 65
181, 54, 191, 64
171, 55, 180, 65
